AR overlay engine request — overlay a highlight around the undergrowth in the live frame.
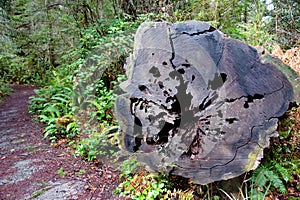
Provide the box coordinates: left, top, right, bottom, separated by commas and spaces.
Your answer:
114, 157, 194, 200
73, 126, 119, 161
29, 74, 76, 142
28, 17, 135, 157
0, 81, 13, 103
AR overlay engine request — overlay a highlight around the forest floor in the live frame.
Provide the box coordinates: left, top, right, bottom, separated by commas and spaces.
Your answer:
0, 85, 124, 200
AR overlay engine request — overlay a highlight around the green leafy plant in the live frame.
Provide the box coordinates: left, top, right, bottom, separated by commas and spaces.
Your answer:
74, 126, 119, 161
250, 164, 287, 198
0, 52, 51, 85
84, 80, 117, 126
29, 81, 77, 142
114, 157, 194, 200
57, 167, 66, 177
75, 169, 86, 175
0, 81, 13, 103
115, 157, 170, 199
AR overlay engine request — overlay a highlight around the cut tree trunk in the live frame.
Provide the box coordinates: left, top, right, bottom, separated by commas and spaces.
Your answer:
115, 21, 296, 185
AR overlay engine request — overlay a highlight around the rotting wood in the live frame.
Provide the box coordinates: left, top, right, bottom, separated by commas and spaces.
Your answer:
115, 21, 296, 185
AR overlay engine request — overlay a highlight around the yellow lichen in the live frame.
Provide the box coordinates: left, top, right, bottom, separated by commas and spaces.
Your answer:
244, 147, 263, 172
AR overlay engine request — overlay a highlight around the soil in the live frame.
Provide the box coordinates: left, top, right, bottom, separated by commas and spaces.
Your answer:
0, 85, 124, 200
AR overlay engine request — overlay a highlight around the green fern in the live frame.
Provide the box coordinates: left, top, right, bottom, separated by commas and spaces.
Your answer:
251, 164, 287, 195
253, 166, 268, 188
272, 162, 290, 183
264, 168, 287, 194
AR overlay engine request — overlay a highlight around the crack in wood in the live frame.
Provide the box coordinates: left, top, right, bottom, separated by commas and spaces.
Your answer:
181, 26, 216, 36
168, 27, 176, 69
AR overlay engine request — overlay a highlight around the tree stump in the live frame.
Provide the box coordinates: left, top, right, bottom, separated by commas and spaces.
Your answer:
115, 21, 295, 185
260, 53, 300, 103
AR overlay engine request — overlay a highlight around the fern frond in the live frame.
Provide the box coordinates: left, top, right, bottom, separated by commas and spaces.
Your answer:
251, 164, 287, 194
273, 162, 290, 183
251, 166, 268, 188
264, 169, 287, 194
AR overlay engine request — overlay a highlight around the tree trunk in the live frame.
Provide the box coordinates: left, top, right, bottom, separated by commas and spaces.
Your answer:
115, 21, 295, 185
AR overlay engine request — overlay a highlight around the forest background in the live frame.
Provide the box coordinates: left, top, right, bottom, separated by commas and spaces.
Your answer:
0, 0, 299, 199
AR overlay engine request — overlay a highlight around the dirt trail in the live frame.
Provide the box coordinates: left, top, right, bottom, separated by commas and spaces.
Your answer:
0, 85, 123, 200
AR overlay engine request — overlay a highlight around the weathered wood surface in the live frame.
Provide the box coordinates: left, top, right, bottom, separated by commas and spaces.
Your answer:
115, 21, 295, 185
260, 53, 300, 103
